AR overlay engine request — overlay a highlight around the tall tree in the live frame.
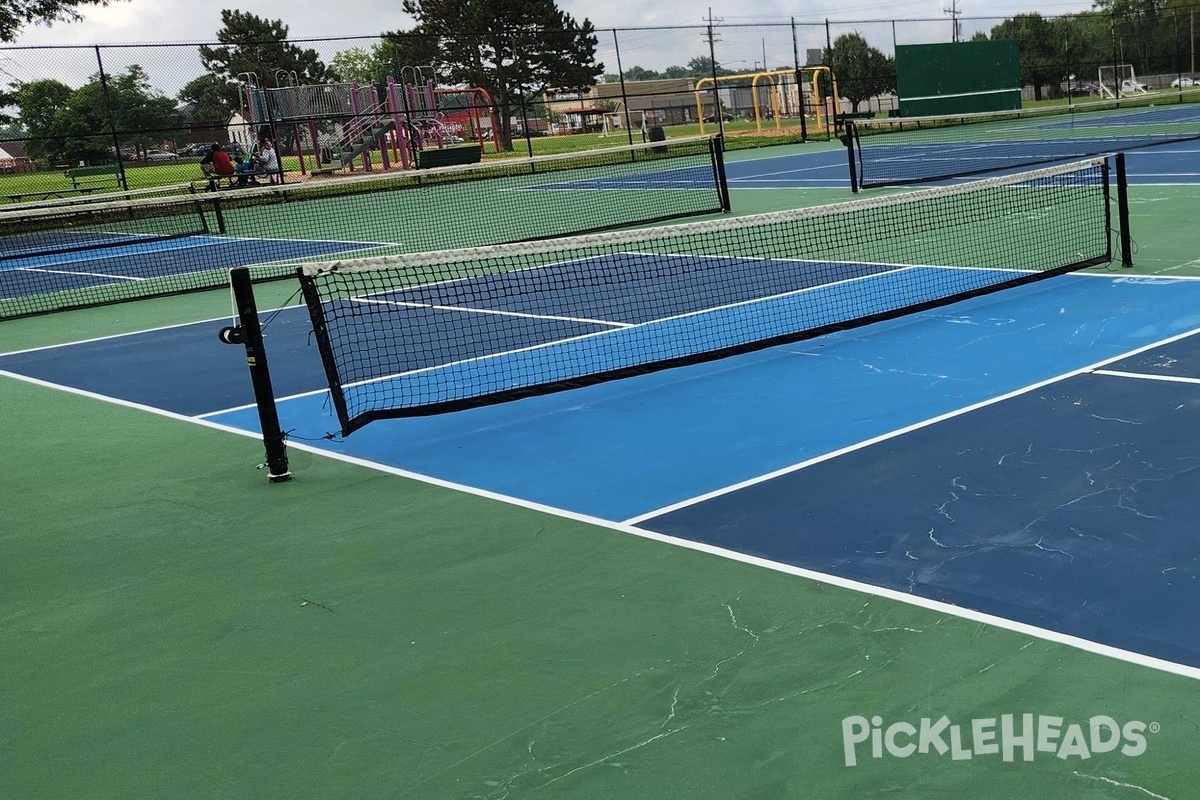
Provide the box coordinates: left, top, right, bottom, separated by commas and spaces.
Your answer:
13, 66, 179, 163
1054, 13, 1111, 88
1094, 0, 1167, 73
329, 40, 416, 84
103, 65, 180, 157
11, 79, 74, 160
396, 0, 602, 150
991, 13, 1064, 100
199, 10, 333, 107
0, 0, 115, 42
621, 65, 663, 81
823, 33, 895, 113
178, 74, 231, 125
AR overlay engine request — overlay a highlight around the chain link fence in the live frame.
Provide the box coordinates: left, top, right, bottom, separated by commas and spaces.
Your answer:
2, 11, 1198, 201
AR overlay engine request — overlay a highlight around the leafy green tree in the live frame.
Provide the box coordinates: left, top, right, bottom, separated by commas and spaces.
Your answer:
12, 79, 76, 161
622, 65, 662, 81
104, 65, 180, 157
0, 0, 115, 42
661, 65, 691, 79
823, 33, 895, 112
397, 0, 602, 150
178, 74, 231, 125
1094, 0, 1166, 73
688, 56, 731, 77
378, 29, 440, 76
330, 47, 379, 84
329, 41, 415, 85
991, 13, 1063, 100
13, 66, 179, 163
1054, 13, 1111, 88
199, 10, 333, 96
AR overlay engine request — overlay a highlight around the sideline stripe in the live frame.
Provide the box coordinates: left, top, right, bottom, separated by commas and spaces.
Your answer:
624, 324, 1200, 524
4, 361, 1200, 682
1092, 368, 1200, 385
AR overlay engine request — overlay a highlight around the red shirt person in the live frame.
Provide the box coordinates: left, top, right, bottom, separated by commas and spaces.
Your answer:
200, 143, 235, 178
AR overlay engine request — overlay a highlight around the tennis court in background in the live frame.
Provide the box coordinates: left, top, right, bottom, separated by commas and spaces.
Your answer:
6, 133, 1200, 800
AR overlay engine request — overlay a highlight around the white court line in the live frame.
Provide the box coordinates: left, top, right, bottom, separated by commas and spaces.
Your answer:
624, 323, 1200, 525
351, 296, 633, 328
623, 250, 1032, 277
730, 162, 846, 180
4, 365, 1200, 682
203, 259, 923, 414
0, 304, 308, 359
17, 266, 146, 282
1092, 368, 1200, 386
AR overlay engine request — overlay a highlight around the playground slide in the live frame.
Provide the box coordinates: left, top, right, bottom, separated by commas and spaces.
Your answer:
319, 117, 397, 174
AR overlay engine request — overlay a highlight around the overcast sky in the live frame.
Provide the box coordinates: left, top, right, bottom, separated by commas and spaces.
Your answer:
5, 0, 1097, 47
0, 0, 1096, 94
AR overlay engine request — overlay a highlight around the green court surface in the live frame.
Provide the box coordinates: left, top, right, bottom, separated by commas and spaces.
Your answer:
3, 152, 1200, 799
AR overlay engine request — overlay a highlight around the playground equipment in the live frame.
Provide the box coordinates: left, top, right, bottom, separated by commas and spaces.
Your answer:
236, 68, 501, 176
694, 66, 838, 137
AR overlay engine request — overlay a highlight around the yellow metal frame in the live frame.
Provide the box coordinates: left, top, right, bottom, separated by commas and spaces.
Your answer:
694, 66, 838, 135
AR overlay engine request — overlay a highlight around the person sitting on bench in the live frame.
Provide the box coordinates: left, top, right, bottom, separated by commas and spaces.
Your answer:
199, 143, 235, 189
255, 137, 279, 183
233, 156, 257, 186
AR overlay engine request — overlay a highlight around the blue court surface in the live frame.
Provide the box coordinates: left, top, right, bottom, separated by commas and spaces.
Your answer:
7, 256, 1200, 677
722, 139, 1200, 188
6, 133, 1200, 686
0, 234, 386, 300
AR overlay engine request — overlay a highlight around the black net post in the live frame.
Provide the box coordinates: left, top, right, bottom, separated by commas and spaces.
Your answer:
712, 137, 731, 212
845, 122, 859, 192
222, 267, 291, 483
1115, 152, 1133, 268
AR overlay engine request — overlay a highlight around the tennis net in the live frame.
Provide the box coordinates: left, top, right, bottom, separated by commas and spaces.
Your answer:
847, 90, 1200, 190
0, 135, 727, 321
281, 157, 1116, 437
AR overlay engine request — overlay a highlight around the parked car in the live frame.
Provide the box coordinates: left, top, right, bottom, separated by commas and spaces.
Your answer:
1170, 76, 1197, 88
175, 143, 210, 157
1120, 78, 1149, 92
144, 149, 179, 162
1069, 82, 1100, 95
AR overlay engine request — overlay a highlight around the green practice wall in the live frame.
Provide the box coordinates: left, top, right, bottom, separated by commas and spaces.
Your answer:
897, 40, 1021, 117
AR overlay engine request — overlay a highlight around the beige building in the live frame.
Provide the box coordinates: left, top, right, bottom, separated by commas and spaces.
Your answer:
547, 79, 709, 129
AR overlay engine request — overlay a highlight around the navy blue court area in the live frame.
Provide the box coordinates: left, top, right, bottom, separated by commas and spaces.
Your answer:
8, 267, 1200, 674
722, 137, 1200, 188
0, 235, 384, 300
318, 254, 1018, 415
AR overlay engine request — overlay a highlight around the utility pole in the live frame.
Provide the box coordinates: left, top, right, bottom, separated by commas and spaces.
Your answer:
704, 7, 725, 137
944, 0, 962, 44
